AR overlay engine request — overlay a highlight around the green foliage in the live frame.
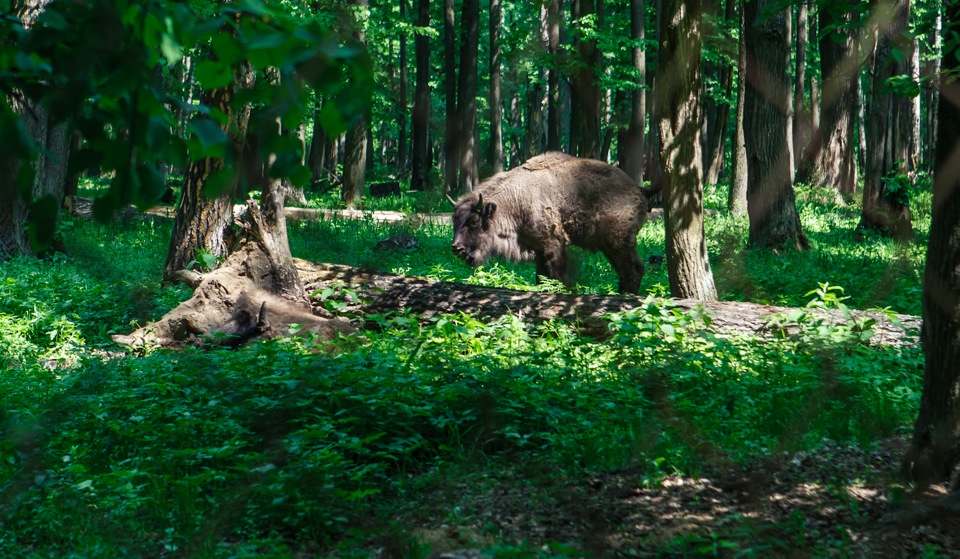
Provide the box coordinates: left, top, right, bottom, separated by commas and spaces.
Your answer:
1, 0, 372, 250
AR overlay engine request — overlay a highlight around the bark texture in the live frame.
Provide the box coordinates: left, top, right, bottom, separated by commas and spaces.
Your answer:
859, 0, 915, 242
456, 0, 479, 192
902, 3, 960, 487
656, 0, 717, 301
744, 0, 808, 252
488, 0, 503, 174
620, 0, 646, 186
797, 0, 859, 192
341, 0, 369, 206
727, 0, 748, 216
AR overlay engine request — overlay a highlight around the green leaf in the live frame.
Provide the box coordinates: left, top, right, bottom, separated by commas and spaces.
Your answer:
194, 60, 233, 89
190, 118, 229, 150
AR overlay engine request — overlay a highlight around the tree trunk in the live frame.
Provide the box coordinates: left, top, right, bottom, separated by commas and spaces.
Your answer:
489, 0, 504, 174
620, 0, 646, 185
524, 5, 549, 160
794, 0, 809, 168
0, 0, 70, 260
702, 0, 734, 186
744, 0, 809, 251
902, 0, 960, 487
341, 0, 369, 206
572, 0, 602, 159
411, 0, 431, 191
397, 0, 409, 175
727, 0, 748, 216
656, 0, 718, 301
859, 0, 914, 242
547, 0, 562, 152
456, 0, 479, 193
308, 104, 329, 188
443, 0, 458, 194
797, 0, 859, 193
163, 74, 244, 282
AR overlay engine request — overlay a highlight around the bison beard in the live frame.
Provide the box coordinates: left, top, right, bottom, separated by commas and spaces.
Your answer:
451, 152, 650, 294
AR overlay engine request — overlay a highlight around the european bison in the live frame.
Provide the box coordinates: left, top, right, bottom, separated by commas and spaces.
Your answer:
450, 152, 651, 294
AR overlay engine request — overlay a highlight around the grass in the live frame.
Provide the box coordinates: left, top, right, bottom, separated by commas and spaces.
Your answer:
0, 179, 928, 556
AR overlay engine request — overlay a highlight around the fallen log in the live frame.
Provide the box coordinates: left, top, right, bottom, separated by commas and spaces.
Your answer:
297, 261, 920, 347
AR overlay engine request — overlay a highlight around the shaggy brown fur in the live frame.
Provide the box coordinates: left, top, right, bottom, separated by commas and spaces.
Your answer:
451, 152, 650, 294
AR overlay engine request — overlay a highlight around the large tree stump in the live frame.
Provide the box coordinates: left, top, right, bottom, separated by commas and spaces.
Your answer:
114, 202, 354, 349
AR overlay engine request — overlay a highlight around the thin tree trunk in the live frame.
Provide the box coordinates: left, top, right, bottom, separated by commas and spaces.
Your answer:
547, 0, 562, 152
656, 0, 718, 301
456, 0, 479, 192
744, 0, 809, 251
727, 0, 748, 215
443, 0, 458, 194
620, 0, 646, 185
308, 104, 328, 187
902, 0, 960, 487
703, 0, 734, 186
794, 0, 809, 168
489, 0, 504, 174
573, 0, 601, 159
411, 0, 432, 191
397, 0, 409, 174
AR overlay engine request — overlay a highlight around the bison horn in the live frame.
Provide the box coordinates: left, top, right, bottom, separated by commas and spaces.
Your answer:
445, 193, 457, 207
474, 193, 484, 212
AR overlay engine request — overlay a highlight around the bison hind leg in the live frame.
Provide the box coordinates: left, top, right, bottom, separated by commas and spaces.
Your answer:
603, 246, 645, 295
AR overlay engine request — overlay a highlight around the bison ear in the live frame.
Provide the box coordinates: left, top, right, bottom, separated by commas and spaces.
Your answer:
481, 201, 497, 222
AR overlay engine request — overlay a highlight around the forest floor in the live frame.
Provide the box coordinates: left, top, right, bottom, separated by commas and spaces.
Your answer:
379, 435, 958, 558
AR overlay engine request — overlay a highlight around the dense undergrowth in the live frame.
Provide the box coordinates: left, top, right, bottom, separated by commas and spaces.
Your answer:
0, 182, 928, 556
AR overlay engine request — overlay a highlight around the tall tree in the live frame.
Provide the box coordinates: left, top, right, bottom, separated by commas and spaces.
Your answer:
397, 0, 409, 173
794, 0, 809, 167
489, 0, 504, 174
620, 0, 646, 185
165, 63, 255, 281
702, 0, 735, 186
523, 5, 549, 159
727, 0, 748, 215
457, 0, 480, 192
342, 0, 369, 206
797, 0, 859, 193
547, 0, 562, 152
744, 0, 809, 251
656, 0, 718, 301
572, 0, 602, 159
410, 0, 432, 190
0, 0, 70, 259
859, 0, 915, 241
902, 2, 960, 487
443, 0, 458, 193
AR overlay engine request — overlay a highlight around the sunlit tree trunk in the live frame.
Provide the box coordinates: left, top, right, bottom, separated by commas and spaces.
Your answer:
798, 0, 858, 193
860, 0, 914, 241
744, 0, 808, 251
656, 0, 717, 301
727, 0, 748, 215
794, 0, 809, 168
903, 1, 960, 486
397, 0, 408, 174
702, 0, 734, 186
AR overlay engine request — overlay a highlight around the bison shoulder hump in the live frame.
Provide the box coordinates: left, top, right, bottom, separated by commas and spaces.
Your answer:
521, 151, 574, 171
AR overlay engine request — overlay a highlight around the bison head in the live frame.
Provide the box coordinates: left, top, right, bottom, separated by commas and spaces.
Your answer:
451, 193, 498, 267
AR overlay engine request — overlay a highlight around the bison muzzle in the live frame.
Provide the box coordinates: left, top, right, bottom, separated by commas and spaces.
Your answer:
450, 152, 650, 294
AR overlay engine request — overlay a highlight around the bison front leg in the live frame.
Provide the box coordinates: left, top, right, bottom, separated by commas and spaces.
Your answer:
535, 242, 572, 288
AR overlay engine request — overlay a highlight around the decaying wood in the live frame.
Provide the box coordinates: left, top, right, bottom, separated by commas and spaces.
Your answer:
113, 203, 354, 349
298, 261, 920, 346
